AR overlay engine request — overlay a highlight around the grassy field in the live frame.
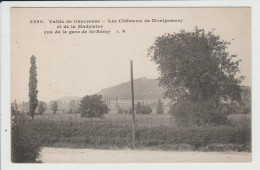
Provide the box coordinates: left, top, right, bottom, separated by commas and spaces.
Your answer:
31, 113, 251, 151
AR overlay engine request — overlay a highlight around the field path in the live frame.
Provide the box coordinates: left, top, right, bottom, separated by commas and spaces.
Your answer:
41, 147, 251, 163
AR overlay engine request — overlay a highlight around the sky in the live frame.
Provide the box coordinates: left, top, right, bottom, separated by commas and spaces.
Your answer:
11, 7, 251, 102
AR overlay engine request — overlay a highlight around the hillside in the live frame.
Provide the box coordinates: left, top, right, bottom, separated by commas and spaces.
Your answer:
97, 77, 165, 100
55, 96, 81, 103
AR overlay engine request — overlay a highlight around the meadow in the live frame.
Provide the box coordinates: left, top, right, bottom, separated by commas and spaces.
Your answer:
31, 113, 251, 152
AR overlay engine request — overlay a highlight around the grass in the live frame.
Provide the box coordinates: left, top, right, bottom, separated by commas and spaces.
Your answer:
34, 113, 174, 127
30, 113, 251, 152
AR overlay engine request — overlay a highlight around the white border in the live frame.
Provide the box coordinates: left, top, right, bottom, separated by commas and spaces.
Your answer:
1, 1, 260, 170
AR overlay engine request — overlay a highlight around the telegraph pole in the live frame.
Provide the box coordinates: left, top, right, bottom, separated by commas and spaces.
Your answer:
130, 60, 136, 148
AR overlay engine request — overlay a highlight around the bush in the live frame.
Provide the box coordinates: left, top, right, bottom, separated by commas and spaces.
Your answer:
135, 102, 142, 114
135, 125, 250, 150
118, 107, 127, 114
225, 101, 251, 115
11, 105, 42, 163
141, 103, 152, 114
30, 114, 250, 152
169, 99, 228, 127
156, 99, 164, 114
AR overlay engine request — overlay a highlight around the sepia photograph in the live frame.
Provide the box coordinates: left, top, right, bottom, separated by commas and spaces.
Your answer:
3, 5, 254, 165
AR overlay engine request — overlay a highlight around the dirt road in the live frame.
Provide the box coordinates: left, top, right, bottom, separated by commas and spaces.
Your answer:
40, 147, 251, 163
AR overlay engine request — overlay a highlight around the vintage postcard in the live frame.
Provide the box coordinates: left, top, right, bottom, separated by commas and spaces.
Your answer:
1, 1, 259, 170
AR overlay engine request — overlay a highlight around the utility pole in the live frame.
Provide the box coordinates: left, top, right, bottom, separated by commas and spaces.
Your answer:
130, 60, 136, 148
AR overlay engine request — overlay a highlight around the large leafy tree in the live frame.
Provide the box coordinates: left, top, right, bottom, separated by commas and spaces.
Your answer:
28, 55, 38, 119
148, 28, 243, 103
80, 94, 109, 120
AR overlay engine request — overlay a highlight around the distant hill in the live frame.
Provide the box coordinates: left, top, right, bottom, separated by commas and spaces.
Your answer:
55, 96, 81, 103
97, 77, 165, 100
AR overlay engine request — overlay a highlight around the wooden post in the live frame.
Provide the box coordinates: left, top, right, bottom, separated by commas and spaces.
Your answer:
130, 60, 136, 148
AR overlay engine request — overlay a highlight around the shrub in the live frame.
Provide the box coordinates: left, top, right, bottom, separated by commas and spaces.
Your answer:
135, 102, 142, 114
224, 101, 251, 115
169, 99, 228, 127
30, 114, 250, 152
37, 101, 46, 115
118, 107, 126, 114
51, 101, 58, 114
11, 105, 42, 163
68, 108, 73, 114
156, 99, 164, 114
141, 103, 152, 114
129, 108, 133, 114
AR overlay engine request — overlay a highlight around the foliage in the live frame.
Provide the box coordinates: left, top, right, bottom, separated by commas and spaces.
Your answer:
30, 114, 250, 151
169, 99, 228, 127
37, 101, 46, 115
134, 102, 152, 114
28, 55, 38, 119
118, 107, 128, 114
68, 100, 79, 114
135, 102, 142, 114
148, 27, 243, 103
156, 99, 164, 114
51, 101, 58, 114
129, 108, 133, 114
136, 125, 250, 150
117, 107, 124, 114
220, 86, 251, 115
11, 105, 41, 163
141, 103, 153, 114
80, 94, 109, 119
148, 27, 244, 125
228, 114, 251, 129
68, 108, 73, 114
239, 86, 251, 114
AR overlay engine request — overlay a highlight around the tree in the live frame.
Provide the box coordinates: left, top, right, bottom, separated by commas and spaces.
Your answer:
148, 28, 243, 125
11, 105, 41, 162
28, 55, 38, 119
51, 101, 58, 114
37, 101, 46, 115
140, 103, 152, 114
156, 99, 164, 114
117, 107, 124, 114
80, 94, 109, 120
68, 100, 79, 114
68, 108, 73, 114
135, 102, 142, 114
